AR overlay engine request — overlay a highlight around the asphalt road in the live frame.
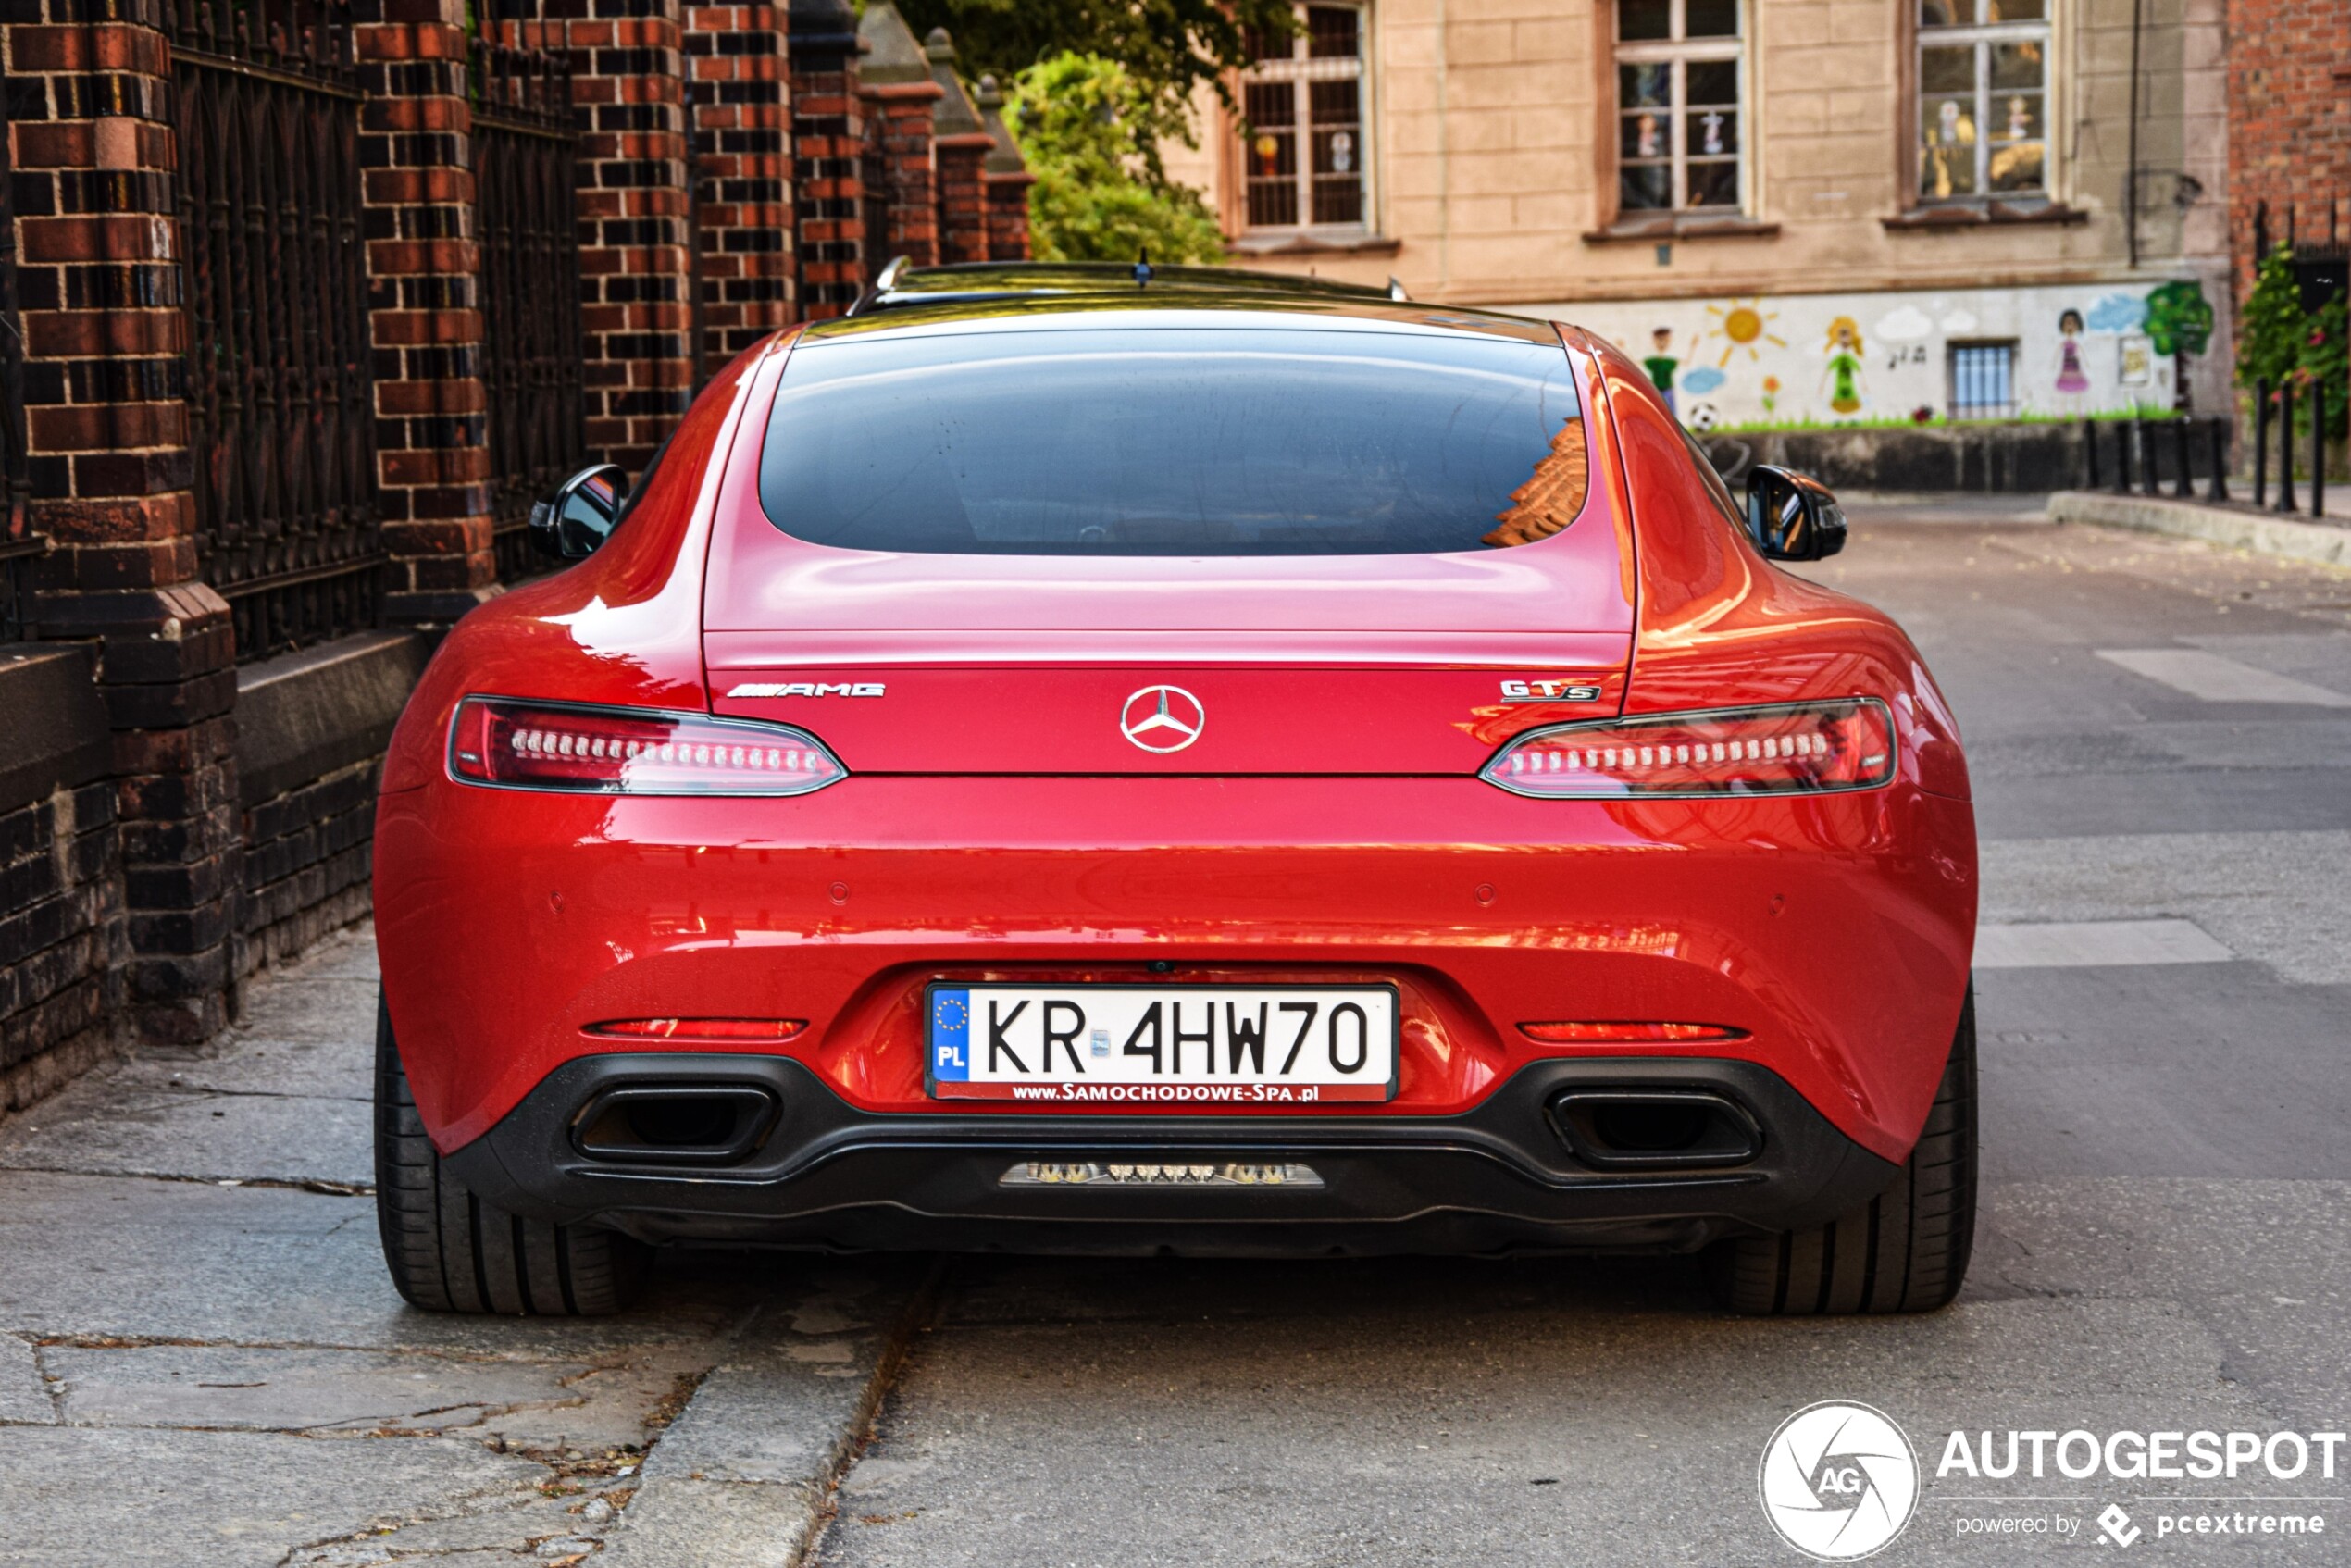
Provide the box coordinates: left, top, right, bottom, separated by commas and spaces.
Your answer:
2, 504, 2347, 1566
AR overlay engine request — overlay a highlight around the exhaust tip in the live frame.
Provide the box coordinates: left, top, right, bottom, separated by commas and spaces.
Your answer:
572, 1084, 780, 1165
1548, 1089, 1762, 1170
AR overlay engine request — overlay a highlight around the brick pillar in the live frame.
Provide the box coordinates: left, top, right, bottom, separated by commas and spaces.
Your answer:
973, 74, 1034, 263
6, 0, 237, 1043
855, 0, 939, 269
923, 28, 990, 268
786, 0, 862, 320
552, 0, 695, 471
684, 0, 793, 375
352, 0, 496, 624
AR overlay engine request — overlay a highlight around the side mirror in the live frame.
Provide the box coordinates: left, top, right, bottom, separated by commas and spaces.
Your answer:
529, 464, 632, 561
1745, 465, 1847, 561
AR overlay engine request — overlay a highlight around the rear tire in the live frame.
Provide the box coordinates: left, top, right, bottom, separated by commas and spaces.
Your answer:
374, 992, 648, 1315
1707, 989, 1977, 1315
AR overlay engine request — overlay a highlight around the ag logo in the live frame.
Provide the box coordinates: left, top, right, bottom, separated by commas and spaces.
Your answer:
1759, 1401, 1919, 1561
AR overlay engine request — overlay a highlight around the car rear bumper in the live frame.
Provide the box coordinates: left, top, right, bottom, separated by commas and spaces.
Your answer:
442, 1052, 1905, 1255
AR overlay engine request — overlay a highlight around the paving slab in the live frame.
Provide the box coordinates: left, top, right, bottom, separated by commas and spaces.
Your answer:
0, 1426, 543, 1568
0, 1080, 370, 1187
0, 1332, 53, 1424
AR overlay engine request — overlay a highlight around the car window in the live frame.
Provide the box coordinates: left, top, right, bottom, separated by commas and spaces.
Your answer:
756, 329, 1586, 556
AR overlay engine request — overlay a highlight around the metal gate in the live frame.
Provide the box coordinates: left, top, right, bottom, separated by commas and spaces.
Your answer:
170, 0, 380, 662
472, 38, 586, 583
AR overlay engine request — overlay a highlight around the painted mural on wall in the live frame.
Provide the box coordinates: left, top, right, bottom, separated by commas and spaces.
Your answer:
1537, 280, 2205, 429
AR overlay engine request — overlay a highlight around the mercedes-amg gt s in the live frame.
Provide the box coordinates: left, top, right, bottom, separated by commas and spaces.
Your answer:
372, 264, 1978, 1318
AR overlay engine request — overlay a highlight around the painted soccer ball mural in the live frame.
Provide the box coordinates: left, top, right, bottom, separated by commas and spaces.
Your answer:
1685, 402, 1722, 432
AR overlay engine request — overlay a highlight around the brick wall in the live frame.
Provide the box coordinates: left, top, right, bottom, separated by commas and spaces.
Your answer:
2225, 0, 2351, 300
857, 1, 939, 269
6, 0, 239, 1048
0, 651, 121, 1114
974, 74, 1033, 264
554, 0, 696, 470
355, 0, 498, 627
786, 0, 863, 320
686, 0, 794, 377
924, 29, 990, 267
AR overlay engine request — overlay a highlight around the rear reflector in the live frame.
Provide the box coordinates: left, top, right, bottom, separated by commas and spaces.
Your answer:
1481, 698, 1894, 799
449, 696, 844, 796
587, 1018, 807, 1042
1520, 1022, 1748, 1044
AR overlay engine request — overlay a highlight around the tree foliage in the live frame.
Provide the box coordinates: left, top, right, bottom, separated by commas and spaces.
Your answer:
1006, 53, 1227, 265
2237, 245, 2349, 442
895, 0, 1295, 185
2141, 280, 2212, 359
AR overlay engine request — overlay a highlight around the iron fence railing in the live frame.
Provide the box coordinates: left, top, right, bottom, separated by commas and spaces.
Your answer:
3, 46, 43, 642
168, 0, 381, 662
471, 38, 587, 584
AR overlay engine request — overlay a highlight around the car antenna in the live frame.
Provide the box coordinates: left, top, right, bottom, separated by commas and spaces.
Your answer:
1133, 249, 1153, 288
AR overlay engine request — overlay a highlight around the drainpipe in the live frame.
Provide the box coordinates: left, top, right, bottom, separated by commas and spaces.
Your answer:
2125, 0, 2144, 269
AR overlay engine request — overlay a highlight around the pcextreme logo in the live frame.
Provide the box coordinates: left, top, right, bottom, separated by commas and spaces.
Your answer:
1760, 1401, 1922, 1561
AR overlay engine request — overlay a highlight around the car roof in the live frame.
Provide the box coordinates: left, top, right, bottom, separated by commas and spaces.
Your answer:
808, 268, 1565, 349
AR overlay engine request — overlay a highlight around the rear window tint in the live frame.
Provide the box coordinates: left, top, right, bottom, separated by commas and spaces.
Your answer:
756, 328, 1586, 556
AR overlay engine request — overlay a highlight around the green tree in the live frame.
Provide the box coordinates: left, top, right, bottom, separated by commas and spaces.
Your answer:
896, 0, 1295, 186
1006, 52, 1227, 265
2142, 280, 2212, 359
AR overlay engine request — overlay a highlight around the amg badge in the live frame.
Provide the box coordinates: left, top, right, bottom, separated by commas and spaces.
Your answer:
725, 681, 886, 698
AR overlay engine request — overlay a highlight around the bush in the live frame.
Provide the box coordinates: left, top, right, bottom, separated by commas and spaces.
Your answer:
2236, 245, 2348, 443
1007, 53, 1226, 266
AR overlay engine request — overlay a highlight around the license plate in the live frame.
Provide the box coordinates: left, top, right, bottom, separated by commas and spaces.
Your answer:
925, 983, 1399, 1104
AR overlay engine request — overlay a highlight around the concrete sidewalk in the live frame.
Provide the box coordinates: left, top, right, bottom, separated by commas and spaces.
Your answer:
2049, 488, 2351, 568
0, 925, 924, 1568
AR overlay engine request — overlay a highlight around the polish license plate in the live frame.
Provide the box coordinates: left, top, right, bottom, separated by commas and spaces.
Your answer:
925, 983, 1399, 1104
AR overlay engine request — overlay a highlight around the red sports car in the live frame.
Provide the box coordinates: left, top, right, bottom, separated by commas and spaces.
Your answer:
372, 264, 1977, 1318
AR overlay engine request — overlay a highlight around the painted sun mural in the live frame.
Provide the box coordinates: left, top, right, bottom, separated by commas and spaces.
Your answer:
1701, 297, 1785, 367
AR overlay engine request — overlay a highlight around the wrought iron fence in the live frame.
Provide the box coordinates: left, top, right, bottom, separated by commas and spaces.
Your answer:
169, 0, 381, 662
2, 55, 43, 642
472, 38, 587, 584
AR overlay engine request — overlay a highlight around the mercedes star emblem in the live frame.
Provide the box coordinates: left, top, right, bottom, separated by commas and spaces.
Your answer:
1119, 685, 1205, 753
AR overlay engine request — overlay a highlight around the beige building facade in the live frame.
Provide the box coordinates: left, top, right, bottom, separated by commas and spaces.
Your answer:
1166, 0, 2232, 427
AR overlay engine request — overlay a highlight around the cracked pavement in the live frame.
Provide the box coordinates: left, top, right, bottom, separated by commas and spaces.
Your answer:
0, 926, 930, 1567
4, 512, 2350, 1564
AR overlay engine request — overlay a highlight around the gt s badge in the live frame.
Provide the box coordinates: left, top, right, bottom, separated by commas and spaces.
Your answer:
726, 681, 886, 698
1499, 679, 1603, 703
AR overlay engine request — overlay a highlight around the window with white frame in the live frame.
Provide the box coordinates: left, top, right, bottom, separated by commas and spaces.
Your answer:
1239, 4, 1370, 232
1917, 1, 2049, 203
1614, 0, 1744, 216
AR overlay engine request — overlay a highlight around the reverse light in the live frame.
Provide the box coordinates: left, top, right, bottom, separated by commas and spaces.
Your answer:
586, 1018, 808, 1042
448, 696, 844, 796
1481, 698, 1895, 799
1520, 1022, 1748, 1044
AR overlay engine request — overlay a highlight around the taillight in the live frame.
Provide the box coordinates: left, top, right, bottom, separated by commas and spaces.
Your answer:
1481, 698, 1894, 799
448, 697, 845, 796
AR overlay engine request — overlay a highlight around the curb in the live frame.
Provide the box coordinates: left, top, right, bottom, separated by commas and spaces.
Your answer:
591, 1261, 945, 1568
2047, 490, 2351, 568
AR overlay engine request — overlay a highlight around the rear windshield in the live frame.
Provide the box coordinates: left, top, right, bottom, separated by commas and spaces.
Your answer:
756, 328, 1586, 555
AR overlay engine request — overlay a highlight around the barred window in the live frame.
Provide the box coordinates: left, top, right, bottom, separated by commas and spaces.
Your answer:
1918, 1, 2049, 202
1615, 0, 1745, 215
1240, 4, 1370, 233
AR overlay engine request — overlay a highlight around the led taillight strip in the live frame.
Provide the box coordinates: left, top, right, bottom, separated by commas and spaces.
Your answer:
448, 696, 846, 796
1480, 697, 1895, 800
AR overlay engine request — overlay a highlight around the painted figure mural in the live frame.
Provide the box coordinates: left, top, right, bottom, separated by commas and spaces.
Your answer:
1643, 327, 1680, 416
2054, 308, 2090, 405
1821, 317, 1866, 417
